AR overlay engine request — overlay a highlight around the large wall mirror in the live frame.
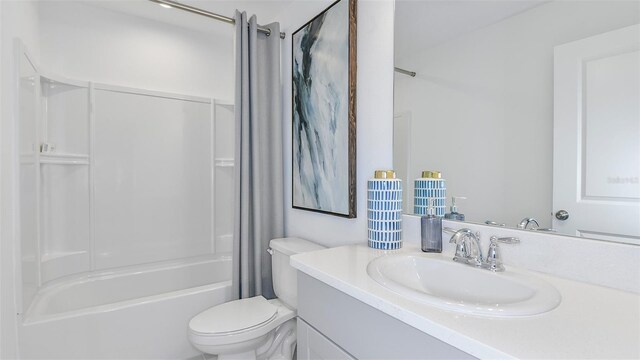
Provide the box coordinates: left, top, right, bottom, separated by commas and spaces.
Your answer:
394, 0, 640, 245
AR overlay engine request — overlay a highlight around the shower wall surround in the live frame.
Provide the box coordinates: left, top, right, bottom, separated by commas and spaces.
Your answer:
24, 0, 236, 290
23, 65, 235, 308
2, 2, 237, 357
93, 85, 215, 269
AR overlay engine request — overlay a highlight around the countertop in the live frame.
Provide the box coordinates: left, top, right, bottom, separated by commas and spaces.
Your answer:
291, 244, 640, 359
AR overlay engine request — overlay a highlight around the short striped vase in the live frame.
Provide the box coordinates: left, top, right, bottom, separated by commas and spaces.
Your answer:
414, 171, 446, 217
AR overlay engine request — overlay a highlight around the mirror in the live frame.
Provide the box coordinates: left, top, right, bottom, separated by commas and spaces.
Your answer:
394, 0, 640, 244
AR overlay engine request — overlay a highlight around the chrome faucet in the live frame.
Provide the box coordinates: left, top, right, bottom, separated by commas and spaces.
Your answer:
517, 217, 556, 232
445, 228, 520, 272
448, 228, 483, 267
517, 217, 539, 230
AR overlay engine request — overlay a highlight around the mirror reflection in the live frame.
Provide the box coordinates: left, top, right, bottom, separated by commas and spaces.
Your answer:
394, 0, 640, 244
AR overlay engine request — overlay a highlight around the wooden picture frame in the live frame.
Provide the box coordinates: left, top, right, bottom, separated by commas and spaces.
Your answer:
291, 0, 357, 218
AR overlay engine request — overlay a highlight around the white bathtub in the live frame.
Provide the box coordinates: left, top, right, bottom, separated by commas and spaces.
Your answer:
19, 254, 232, 359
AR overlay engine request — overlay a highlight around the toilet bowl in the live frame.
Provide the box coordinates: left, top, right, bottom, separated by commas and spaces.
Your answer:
188, 238, 325, 360
189, 297, 296, 359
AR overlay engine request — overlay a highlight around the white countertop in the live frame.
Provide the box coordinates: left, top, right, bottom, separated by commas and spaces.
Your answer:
291, 244, 640, 359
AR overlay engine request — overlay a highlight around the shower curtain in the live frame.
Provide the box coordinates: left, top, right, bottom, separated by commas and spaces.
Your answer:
232, 11, 283, 300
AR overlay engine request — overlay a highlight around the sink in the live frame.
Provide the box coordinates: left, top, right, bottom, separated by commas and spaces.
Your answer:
367, 254, 561, 317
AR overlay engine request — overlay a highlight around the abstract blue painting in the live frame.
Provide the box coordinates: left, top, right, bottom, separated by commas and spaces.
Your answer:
292, 0, 356, 218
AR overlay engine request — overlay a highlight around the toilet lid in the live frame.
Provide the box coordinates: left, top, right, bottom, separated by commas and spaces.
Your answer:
189, 296, 279, 335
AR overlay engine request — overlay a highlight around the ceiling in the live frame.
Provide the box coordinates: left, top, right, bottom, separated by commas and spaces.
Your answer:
86, 0, 293, 35
84, 0, 547, 66
395, 0, 548, 66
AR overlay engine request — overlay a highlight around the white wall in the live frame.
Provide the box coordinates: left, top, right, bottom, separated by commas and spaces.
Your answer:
0, 2, 4, 352
394, 1, 639, 229
282, 0, 396, 247
1, 1, 41, 357
38, 1, 234, 99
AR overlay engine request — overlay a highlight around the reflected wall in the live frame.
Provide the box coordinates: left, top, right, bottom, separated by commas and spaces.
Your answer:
394, 0, 639, 232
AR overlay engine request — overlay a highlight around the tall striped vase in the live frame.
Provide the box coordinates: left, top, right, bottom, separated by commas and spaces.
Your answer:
367, 170, 403, 250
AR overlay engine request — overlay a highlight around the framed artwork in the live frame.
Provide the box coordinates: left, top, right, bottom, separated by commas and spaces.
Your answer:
292, 0, 357, 218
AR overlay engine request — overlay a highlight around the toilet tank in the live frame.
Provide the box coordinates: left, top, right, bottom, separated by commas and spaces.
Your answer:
269, 237, 325, 309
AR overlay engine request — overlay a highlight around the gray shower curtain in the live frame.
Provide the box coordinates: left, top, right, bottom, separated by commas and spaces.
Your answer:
232, 11, 283, 300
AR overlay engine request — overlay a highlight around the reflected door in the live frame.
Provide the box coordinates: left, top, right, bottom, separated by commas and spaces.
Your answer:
553, 24, 640, 244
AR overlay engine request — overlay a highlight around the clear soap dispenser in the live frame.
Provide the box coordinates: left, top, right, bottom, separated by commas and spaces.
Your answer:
421, 199, 442, 253
444, 196, 466, 221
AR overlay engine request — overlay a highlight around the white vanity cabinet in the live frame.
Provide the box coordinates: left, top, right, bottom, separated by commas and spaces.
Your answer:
297, 318, 355, 360
296, 272, 474, 360
292, 244, 640, 359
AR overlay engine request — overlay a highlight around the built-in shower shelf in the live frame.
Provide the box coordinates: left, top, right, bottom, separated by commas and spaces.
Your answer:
215, 233, 233, 254
20, 153, 37, 165
40, 153, 89, 165
41, 250, 88, 263
40, 251, 91, 284
215, 158, 234, 167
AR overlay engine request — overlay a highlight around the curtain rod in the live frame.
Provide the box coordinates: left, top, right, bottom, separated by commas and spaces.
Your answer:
395, 67, 416, 77
148, 0, 286, 39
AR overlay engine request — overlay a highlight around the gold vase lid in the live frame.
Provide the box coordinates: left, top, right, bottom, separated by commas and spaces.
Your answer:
374, 170, 396, 179
421, 170, 441, 179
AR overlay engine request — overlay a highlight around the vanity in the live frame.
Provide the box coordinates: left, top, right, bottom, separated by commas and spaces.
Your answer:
291, 221, 640, 359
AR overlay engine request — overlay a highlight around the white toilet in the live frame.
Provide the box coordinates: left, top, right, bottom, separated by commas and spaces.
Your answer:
188, 237, 325, 360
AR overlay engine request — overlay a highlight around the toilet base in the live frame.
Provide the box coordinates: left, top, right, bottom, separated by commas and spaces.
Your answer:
218, 350, 259, 360
196, 318, 297, 360
257, 319, 296, 360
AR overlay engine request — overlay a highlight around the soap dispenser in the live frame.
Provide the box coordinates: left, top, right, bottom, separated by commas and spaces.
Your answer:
421, 199, 442, 253
444, 196, 466, 221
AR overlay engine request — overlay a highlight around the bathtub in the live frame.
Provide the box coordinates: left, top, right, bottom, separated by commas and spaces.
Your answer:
19, 254, 232, 359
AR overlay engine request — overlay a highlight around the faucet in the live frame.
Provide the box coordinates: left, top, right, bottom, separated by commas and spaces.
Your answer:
445, 228, 520, 272
448, 228, 483, 267
516, 217, 556, 232
517, 217, 539, 230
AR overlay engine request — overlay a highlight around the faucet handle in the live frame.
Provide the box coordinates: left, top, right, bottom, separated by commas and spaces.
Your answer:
483, 236, 520, 272
533, 228, 557, 232
491, 236, 520, 244
446, 228, 480, 245
443, 227, 458, 236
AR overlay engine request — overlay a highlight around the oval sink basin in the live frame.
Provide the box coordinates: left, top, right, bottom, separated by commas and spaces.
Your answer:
367, 254, 561, 317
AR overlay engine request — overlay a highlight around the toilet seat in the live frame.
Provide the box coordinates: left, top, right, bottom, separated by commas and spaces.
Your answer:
189, 297, 295, 348
190, 296, 279, 335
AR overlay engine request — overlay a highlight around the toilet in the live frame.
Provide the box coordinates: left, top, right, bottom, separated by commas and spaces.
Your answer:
188, 237, 325, 360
